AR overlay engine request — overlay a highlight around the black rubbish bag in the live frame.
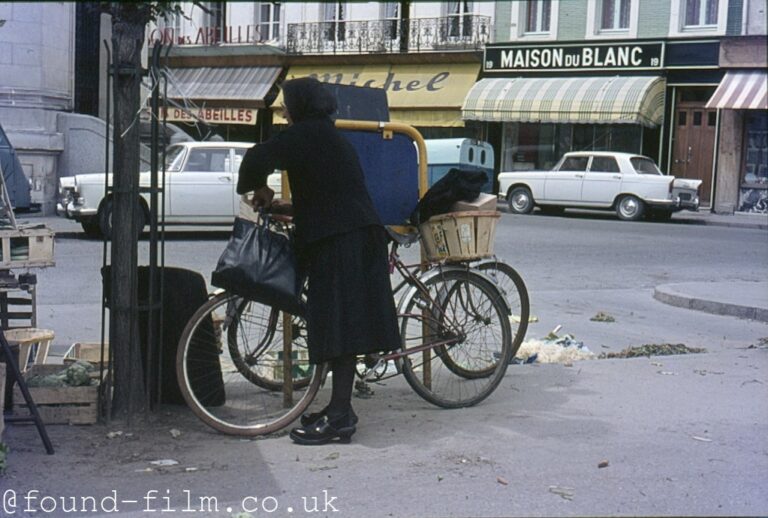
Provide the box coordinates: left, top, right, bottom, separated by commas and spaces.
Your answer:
211, 217, 305, 317
410, 168, 489, 225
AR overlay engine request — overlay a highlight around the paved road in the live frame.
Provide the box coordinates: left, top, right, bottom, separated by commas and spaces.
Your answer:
25, 210, 768, 357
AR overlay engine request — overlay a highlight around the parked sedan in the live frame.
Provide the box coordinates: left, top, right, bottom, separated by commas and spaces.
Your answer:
57, 141, 281, 237
498, 152, 701, 221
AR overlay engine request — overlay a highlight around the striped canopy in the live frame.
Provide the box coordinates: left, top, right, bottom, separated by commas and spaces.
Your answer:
706, 71, 767, 110
462, 76, 666, 127
164, 66, 282, 107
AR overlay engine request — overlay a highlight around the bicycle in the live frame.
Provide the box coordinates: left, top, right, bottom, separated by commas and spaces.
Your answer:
176, 224, 529, 436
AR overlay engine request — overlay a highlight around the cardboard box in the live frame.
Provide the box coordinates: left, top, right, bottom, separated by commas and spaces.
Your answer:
451, 193, 498, 213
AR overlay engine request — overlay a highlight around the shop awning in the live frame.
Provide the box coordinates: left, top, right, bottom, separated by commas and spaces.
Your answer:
164, 66, 282, 108
462, 76, 666, 127
706, 71, 767, 110
273, 63, 480, 127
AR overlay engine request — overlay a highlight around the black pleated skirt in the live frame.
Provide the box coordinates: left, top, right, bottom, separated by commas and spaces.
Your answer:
302, 225, 400, 364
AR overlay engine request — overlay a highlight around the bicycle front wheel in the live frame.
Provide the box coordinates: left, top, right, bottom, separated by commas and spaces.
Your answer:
399, 269, 513, 408
177, 292, 322, 436
475, 259, 529, 358
227, 299, 312, 391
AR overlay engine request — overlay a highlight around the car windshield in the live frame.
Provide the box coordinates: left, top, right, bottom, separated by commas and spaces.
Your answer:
164, 145, 186, 172
631, 157, 662, 175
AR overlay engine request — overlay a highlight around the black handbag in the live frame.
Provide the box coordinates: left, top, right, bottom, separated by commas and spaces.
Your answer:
211, 216, 305, 316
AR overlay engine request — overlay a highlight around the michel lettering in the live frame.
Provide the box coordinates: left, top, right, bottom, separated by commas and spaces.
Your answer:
309, 71, 449, 92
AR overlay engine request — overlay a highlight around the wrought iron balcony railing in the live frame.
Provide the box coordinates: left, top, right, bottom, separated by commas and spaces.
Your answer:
286, 15, 491, 55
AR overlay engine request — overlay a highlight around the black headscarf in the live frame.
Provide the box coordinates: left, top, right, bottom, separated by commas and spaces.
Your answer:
282, 77, 337, 123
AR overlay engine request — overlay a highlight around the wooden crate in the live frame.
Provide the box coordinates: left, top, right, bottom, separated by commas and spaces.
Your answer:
0, 226, 55, 269
12, 364, 100, 425
64, 342, 109, 365
419, 211, 500, 263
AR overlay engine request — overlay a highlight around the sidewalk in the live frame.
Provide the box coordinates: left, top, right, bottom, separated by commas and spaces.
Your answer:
672, 209, 768, 230
654, 280, 768, 322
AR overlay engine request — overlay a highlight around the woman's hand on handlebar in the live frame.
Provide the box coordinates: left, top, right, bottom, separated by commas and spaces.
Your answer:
249, 186, 275, 210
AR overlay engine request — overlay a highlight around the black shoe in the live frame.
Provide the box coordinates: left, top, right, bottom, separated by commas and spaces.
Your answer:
289, 415, 356, 446
300, 406, 359, 427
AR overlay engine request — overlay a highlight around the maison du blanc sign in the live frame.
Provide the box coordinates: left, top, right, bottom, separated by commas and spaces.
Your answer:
484, 42, 665, 73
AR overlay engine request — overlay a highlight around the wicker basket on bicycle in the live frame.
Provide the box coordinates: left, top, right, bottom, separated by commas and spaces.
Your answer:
419, 210, 501, 263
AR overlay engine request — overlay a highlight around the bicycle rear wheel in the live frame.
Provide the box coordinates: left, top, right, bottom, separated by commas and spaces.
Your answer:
399, 269, 512, 408
177, 292, 322, 436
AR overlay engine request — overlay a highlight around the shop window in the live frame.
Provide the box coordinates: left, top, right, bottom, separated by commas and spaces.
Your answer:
684, 0, 718, 27
693, 112, 702, 126
678, 111, 687, 126
679, 87, 716, 103
743, 112, 768, 186
739, 112, 768, 213
708, 112, 717, 127
591, 156, 621, 172
601, 0, 630, 30
525, 0, 552, 33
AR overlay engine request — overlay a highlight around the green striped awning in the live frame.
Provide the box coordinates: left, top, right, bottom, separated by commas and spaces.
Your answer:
462, 76, 666, 127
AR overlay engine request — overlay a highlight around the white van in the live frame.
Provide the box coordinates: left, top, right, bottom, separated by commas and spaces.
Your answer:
424, 138, 495, 193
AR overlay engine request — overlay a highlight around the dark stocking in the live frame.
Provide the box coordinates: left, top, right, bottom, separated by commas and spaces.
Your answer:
326, 354, 357, 423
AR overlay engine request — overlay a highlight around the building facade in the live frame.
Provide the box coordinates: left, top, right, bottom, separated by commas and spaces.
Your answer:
469, 0, 766, 212
2, 1, 766, 215
0, 2, 75, 213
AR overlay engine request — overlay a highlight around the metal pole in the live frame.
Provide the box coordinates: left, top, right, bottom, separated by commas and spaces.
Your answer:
146, 43, 162, 410
100, 39, 112, 425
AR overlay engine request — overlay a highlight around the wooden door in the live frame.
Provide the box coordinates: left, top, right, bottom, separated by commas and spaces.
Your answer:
670, 102, 717, 205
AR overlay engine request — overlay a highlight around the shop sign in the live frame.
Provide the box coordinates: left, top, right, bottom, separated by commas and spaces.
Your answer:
160, 107, 257, 125
485, 42, 664, 73
148, 25, 267, 46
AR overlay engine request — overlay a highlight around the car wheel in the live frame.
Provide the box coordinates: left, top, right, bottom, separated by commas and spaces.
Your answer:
507, 187, 534, 214
616, 195, 645, 221
81, 217, 102, 238
98, 200, 146, 240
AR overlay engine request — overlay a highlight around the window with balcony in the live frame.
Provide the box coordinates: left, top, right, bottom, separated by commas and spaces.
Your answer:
446, 1, 474, 38
684, 0, 718, 26
322, 2, 346, 43
525, 0, 552, 34
381, 2, 400, 41
601, 0, 630, 30
255, 2, 280, 41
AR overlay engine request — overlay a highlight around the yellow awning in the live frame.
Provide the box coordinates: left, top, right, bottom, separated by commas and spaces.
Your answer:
272, 63, 479, 127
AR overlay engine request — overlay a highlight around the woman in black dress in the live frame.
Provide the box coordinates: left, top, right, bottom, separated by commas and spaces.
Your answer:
237, 77, 400, 445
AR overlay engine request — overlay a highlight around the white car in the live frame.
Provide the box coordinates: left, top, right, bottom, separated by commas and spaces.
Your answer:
498, 152, 702, 221
57, 141, 281, 237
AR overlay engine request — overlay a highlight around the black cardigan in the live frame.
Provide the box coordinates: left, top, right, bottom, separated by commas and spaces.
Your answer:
237, 116, 381, 247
